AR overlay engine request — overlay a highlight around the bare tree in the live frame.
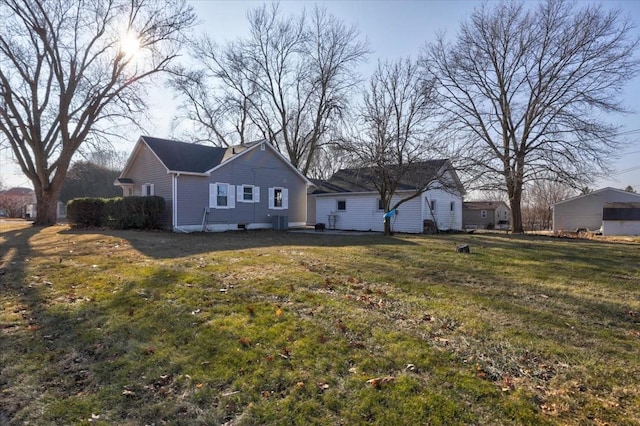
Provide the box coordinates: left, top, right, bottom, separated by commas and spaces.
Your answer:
172, 4, 368, 175
521, 180, 574, 231
423, 0, 640, 233
0, 0, 195, 225
339, 59, 456, 235
0, 187, 33, 217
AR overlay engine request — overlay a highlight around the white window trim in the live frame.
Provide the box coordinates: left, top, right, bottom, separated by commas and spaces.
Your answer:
237, 185, 260, 203
337, 200, 346, 211
210, 183, 236, 209
142, 183, 154, 196
268, 187, 288, 210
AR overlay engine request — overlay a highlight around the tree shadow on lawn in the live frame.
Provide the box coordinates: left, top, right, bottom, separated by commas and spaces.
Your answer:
60, 227, 418, 260
0, 224, 217, 423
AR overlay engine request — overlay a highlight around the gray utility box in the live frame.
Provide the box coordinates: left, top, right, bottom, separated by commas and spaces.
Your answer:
272, 215, 288, 231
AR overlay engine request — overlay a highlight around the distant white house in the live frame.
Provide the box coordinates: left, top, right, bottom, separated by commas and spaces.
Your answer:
311, 160, 465, 233
552, 187, 640, 234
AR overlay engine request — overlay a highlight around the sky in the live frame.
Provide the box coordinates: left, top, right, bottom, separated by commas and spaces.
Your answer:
1, 0, 639, 192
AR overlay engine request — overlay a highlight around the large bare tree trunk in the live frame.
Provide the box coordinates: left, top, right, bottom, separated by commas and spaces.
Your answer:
34, 184, 61, 226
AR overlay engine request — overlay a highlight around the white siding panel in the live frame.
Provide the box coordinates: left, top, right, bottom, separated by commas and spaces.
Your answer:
315, 194, 422, 233
422, 189, 462, 231
602, 220, 640, 236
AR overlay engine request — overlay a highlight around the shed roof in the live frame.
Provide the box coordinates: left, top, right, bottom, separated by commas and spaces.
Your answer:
463, 201, 510, 210
552, 187, 640, 206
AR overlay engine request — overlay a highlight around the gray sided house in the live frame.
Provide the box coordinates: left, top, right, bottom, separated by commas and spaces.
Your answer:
463, 201, 511, 230
552, 187, 640, 233
115, 136, 311, 232
312, 160, 465, 233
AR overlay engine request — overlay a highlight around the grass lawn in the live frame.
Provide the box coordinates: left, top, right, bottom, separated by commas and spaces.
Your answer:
1, 221, 639, 425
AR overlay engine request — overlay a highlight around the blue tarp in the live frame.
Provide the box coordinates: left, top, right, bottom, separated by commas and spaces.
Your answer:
383, 209, 397, 220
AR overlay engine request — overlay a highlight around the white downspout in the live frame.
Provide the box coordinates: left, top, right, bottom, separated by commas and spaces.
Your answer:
173, 174, 179, 231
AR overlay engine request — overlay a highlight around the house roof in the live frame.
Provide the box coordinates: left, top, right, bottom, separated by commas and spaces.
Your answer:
0, 187, 34, 196
463, 201, 510, 211
141, 136, 228, 174
552, 187, 640, 206
313, 160, 453, 194
117, 136, 312, 186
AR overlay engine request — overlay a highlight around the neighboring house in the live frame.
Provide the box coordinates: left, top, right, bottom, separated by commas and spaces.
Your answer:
0, 187, 63, 219
552, 187, 640, 233
311, 160, 465, 233
115, 136, 312, 232
602, 202, 640, 236
463, 201, 511, 230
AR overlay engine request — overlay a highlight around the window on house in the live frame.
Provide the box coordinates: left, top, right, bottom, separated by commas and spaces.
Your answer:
430, 200, 436, 211
236, 185, 260, 203
481, 210, 487, 219
243, 186, 253, 201
127, 188, 133, 196
269, 187, 288, 209
337, 200, 346, 211
217, 184, 228, 207
450, 201, 455, 211
378, 199, 384, 210
274, 188, 283, 207
210, 183, 235, 209
142, 183, 154, 196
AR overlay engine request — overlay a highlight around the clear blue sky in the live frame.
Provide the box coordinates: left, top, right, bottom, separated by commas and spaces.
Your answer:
1, 0, 639, 191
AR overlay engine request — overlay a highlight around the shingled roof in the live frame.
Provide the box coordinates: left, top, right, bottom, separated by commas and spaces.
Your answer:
313, 160, 451, 194
463, 201, 509, 210
141, 136, 227, 174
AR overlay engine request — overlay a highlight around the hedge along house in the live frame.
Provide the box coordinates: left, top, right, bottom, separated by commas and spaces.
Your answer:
312, 160, 465, 233
115, 136, 312, 232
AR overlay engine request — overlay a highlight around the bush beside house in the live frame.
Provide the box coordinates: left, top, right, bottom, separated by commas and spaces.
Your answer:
67, 196, 164, 229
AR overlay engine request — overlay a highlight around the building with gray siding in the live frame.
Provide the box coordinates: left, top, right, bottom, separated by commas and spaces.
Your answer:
116, 136, 312, 232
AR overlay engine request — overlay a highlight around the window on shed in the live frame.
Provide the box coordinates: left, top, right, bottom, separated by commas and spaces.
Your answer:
450, 201, 455, 211
378, 199, 384, 210
481, 210, 487, 219
337, 200, 346, 211
430, 200, 436, 211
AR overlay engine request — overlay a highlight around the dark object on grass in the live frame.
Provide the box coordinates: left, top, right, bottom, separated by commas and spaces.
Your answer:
315, 223, 326, 231
456, 244, 470, 253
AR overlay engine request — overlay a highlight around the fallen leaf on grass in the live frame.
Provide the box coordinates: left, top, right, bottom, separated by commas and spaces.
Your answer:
366, 376, 395, 388
317, 382, 330, 390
